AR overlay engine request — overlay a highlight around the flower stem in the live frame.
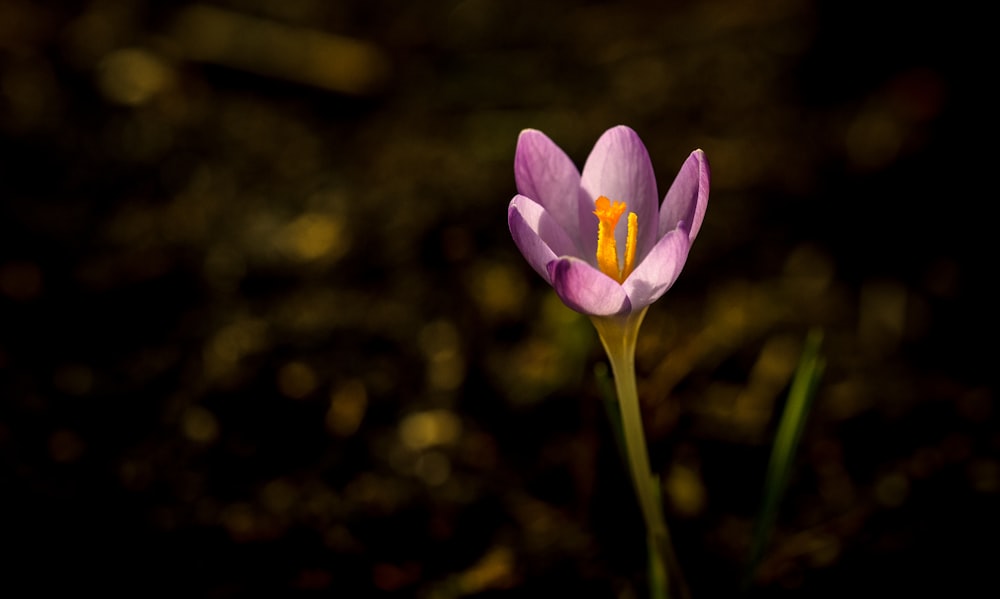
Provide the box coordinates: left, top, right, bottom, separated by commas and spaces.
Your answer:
592, 309, 689, 599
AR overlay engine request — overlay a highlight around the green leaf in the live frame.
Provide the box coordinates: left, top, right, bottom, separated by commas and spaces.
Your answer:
743, 328, 825, 592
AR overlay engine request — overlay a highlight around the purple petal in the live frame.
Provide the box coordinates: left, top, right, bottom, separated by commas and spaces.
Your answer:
508, 195, 578, 283
659, 149, 709, 242
580, 126, 659, 262
514, 129, 584, 247
622, 228, 692, 309
547, 257, 631, 316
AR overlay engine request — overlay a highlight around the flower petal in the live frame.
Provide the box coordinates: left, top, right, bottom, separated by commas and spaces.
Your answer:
659, 149, 710, 242
580, 126, 659, 262
622, 227, 692, 310
547, 257, 632, 316
514, 129, 585, 248
508, 195, 578, 283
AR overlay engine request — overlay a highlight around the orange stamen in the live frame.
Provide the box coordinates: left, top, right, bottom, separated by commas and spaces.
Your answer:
593, 196, 638, 283
622, 212, 638, 281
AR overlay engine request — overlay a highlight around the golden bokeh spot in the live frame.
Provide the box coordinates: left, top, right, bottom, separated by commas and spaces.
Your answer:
279, 213, 348, 261
204, 318, 268, 381
344, 473, 403, 515
414, 450, 451, 486
326, 379, 368, 437
97, 47, 173, 106
846, 107, 903, 171
458, 545, 516, 593
324, 524, 357, 552
418, 320, 460, 356
278, 361, 318, 399
261, 478, 297, 515
49, 429, 85, 463
874, 472, 910, 507
858, 278, 907, 358
783, 243, 834, 298
967, 459, 1000, 494
119, 459, 154, 492
171, 4, 390, 96
469, 262, 527, 319
1, 54, 60, 131
664, 464, 706, 518
419, 320, 465, 391
428, 355, 464, 391
399, 409, 461, 451
0, 260, 43, 301
508, 338, 564, 393
221, 502, 256, 538
53, 364, 94, 396
181, 405, 220, 443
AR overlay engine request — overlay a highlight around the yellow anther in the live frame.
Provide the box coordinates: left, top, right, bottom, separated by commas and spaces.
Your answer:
593, 196, 638, 283
622, 212, 638, 281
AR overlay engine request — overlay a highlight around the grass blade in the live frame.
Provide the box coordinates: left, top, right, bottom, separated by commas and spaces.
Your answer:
742, 328, 825, 592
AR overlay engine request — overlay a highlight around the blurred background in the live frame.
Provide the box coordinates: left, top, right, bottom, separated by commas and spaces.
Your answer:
0, 0, 995, 597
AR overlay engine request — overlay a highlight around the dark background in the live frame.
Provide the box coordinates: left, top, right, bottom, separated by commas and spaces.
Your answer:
1, 0, 995, 597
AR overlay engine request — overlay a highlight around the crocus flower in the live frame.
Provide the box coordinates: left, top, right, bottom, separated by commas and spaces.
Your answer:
507, 126, 707, 597
508, 126, 709, 317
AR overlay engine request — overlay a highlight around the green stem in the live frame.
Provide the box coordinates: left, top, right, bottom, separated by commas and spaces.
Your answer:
592, 309, 690, 599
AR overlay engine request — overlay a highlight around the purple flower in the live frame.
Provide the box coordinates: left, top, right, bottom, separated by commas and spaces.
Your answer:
508, 126, 709, 316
